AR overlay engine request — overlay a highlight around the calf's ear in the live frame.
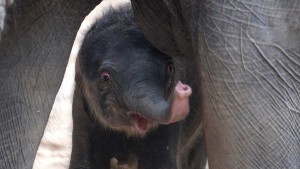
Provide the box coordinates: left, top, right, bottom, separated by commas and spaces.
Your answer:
131, 0, 193, 59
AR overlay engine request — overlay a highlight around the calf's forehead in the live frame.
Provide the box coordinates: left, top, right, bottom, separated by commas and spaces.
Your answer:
104, 46, 168, 69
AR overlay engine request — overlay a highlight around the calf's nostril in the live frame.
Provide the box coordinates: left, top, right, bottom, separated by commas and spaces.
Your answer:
182, 86, 188, 91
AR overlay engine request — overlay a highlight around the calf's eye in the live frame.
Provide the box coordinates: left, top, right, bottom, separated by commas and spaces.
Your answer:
100, 71, 111, 82
166, 62, 174, 76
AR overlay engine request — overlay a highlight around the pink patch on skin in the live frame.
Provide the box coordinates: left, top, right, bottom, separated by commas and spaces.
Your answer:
130, 81, 192, 130
164, 81, 192, 124
131, 114, 148, 131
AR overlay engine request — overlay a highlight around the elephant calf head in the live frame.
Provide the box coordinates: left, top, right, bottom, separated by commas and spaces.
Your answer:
75, 5, 192, 136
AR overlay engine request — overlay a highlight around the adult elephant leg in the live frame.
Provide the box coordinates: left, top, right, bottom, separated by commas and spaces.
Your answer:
0, 0, 100, 168
131, 1, 207, 169
200, 1, 300, 168
132, 0, 300, 168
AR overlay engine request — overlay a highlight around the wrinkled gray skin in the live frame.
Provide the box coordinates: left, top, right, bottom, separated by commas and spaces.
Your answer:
1, 0, 300, 169
0, 0, 101, 168
131, 0, 300, 169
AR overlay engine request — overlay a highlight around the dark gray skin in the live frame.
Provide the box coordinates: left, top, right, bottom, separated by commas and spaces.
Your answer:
0, 0, 101, 168
131, 0, 300, 169
70, 4, 206, 169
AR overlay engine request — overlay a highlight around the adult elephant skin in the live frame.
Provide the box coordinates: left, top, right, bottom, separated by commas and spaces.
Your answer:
0, 0, 100, 168
131, 0, 300, 169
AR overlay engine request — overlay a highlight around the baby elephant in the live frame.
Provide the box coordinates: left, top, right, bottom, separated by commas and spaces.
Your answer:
70, 2, 206, 169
